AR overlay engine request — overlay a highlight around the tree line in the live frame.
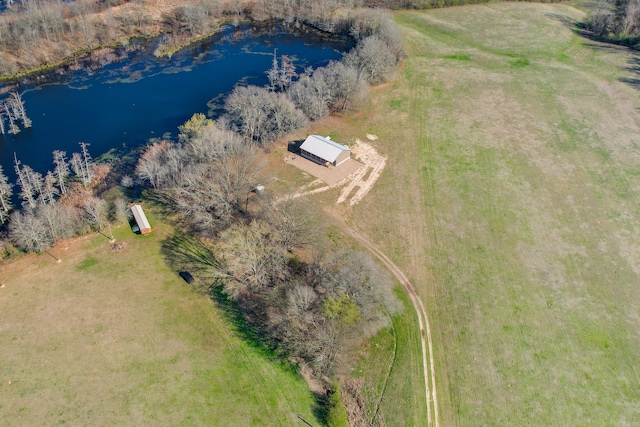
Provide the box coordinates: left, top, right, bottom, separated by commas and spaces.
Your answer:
131, 11, 403, 410
219, 8, 402, 147
138, 114, 400, 388
0, 0, 405, 77
0, 142, 128, 252
585, 0, 640, 47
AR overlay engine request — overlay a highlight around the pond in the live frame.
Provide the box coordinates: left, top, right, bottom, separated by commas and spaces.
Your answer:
0, 23, 349, 191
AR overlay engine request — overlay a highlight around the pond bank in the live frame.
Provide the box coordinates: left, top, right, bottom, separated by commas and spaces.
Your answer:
0, 22, 349, 192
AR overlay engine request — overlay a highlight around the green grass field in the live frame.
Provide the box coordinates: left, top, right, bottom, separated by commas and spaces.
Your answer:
0, 211, 318, 426
4, 3, 640, 426
319, 2, 640, 425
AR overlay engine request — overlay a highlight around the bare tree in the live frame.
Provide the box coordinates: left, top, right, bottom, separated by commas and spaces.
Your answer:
216, 219, 287, 299
279, 55, 297, 90
136, 142, 169, 189
262, 195, 320, 251
0, 165, 13, 224
39, 171, 59, 205
120, 175, 134, 188
266, 49, 280, 91
318, 61, 368, 112
70, 142, 94, 186
267, 51, 297, 92
168, 143, 263, 229
80, 141, 94, 183
9, 92, 31, 128
36, 202, 77, 241
111, 197, 129, 224
83, 196, 108, 231
0, 108, 5, 135
3, 102, 19, 134
288, 69, 330, 121
184, 124, 243, 163
70, 152, 85, 185
348, 8, 403, 60
343, 36, 397, 85
14, 155, 42, 209
221, 85, 269, 144
287, 284, 318, 317
52, 150, 69, 195
8, 209, 54, 253
222, 85, 308, 145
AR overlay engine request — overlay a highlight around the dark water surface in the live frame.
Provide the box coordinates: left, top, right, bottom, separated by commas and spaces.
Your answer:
0, 23, 347, 187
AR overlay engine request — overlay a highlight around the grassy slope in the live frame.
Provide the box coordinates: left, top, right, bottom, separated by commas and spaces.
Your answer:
0, 211, 317, 426
354, 289, 427, 425
329, 2, 640, 425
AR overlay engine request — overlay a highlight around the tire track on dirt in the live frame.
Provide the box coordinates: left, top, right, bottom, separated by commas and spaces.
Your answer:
326, 211, 439, 427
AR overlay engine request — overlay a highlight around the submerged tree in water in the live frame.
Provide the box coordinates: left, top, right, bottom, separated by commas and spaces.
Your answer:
0, 92, 31, 134
14, 154, 42, 209
9, 92, 31, 129
3, 102, 19, 134
52, 150, 69, 195
71, 142, 94, 186
0, 108, 5, 135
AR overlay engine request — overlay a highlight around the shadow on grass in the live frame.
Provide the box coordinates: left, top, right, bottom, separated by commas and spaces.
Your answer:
619, 56, 640, 90
141, 190, 180, 218
571, 21, 640, 53
546, 12, 579, 31
161, 232, 220, 291
558, 19, 640, 91
311, 392, 330, 427
210, 285, 328, 426
619, 77, 640, 89
208, 285, 280, 360
162, 231, 328, 426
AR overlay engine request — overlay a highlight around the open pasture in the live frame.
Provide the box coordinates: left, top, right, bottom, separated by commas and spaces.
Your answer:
317, 2, 640, 425
0, 216, 317, 426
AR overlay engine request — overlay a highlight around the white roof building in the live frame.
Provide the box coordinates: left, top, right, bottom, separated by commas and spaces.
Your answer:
299, 135, 351, 167
131, 204, 152, 235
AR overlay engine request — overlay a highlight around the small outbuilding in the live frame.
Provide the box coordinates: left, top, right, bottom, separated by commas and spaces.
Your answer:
131, 204, 152, 235
299, 135, 351, 167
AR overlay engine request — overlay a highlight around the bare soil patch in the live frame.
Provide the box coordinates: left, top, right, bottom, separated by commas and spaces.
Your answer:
285, 139, 387, 206
284, 154, 363, 186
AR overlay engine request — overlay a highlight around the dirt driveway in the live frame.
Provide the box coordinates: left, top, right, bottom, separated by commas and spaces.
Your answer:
284, 154, 363, 186
285, 139, 387, 206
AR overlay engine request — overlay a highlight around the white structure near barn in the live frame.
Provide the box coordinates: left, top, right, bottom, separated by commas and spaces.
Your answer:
299, 135, 351, 167
131, 204, 152, 235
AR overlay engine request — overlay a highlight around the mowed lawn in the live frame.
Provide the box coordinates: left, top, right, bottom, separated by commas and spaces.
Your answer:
0, 214, 317, 426
323, 2, 640, 425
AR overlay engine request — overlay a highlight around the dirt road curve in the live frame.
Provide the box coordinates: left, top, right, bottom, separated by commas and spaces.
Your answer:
327, 212, 439, 427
